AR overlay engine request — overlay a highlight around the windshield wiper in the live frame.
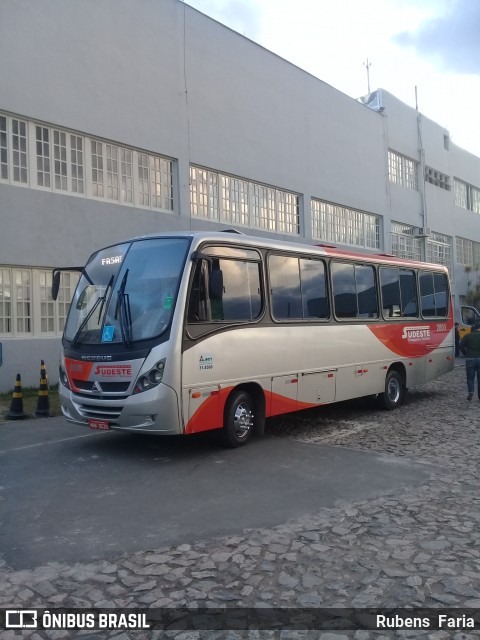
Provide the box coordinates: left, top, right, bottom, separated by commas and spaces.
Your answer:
71, 276, 115, 347
115, 269, 132, 347
71, 297, 103, 347
97, 275, 114, 324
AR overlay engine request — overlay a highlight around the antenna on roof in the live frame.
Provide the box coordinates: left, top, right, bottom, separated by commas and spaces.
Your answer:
363, 58, 371, 94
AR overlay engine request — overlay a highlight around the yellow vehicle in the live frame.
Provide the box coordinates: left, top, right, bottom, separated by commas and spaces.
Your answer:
459, 305, 480, 340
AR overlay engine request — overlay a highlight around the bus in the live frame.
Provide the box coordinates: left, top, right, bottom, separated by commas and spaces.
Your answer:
53, 231, 454, 447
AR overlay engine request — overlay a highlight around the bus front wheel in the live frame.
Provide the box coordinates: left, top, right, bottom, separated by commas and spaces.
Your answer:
379, 370, 405, 410
222, 390, 255, 448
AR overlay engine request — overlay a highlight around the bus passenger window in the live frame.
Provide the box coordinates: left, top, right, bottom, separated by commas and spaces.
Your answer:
332, 262, 377, 319
187, 261, 208, 322
300, 259, 328, 318
380, 268, 417, 318
356, 265, 378, 318
400, 270, 418, 316
269, 255, 303, 319
433, 273, 448, 317
332, 263, 357, 318
420, 271, 449, 318
269, 255, 329, 320
218, 259, 262, 321
188, 257, 262, 323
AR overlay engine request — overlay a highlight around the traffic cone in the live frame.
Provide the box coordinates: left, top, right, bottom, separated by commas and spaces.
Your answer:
35, 360, 51, 417
6, 373, 27, 420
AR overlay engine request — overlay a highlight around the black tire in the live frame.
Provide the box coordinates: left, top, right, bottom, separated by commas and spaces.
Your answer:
222, 390, 255, 447
378, 369, 405, 410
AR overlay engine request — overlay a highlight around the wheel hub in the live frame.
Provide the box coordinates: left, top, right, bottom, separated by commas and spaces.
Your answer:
233, 402, 254, 439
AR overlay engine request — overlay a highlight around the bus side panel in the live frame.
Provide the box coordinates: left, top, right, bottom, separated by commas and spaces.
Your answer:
185, 385, 231, 434
181, 320, 453, 430
425, 344, 454, 381
182, 325, 391, 423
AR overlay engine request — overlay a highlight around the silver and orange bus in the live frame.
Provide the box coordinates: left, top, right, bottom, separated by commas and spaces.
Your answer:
54, 231, 454, 446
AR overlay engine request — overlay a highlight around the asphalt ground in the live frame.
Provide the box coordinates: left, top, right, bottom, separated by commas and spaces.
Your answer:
0, 417, 433, 570
1, 360, 479, 640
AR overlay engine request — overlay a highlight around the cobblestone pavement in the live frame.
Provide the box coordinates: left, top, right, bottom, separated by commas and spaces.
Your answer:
1, 363, 480, 640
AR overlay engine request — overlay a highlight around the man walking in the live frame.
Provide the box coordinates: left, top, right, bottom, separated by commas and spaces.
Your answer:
460, 323, 480, 400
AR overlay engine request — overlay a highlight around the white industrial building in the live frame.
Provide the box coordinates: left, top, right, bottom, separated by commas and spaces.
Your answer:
1, 0, 480, 390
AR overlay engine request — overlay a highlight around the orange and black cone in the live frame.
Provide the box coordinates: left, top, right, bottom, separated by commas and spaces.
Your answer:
35, 360, 51, 417
6, 373, 27, 420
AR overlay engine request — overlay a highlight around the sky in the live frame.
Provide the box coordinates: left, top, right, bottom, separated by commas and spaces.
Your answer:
185, 0, 480, 158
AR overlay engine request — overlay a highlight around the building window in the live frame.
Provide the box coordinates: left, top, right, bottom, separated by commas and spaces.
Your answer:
12, 119, 28, 184
0, 267, 78, 337
136, 152, 174, 211
53, 130, 68, 191
0, 115, 28, 184
253, 184, 275, 230
150, 155, 173, 211
454, 178, 480, 213
425, 166, 450, 191
311, 199, 380, 250
390, 222, 422, 261
455, 237, 480, 267
15, 269, 32, 333
91, 140, 104, 197
39, 270, 78, 334
190, 165, 299, 234
121, 148, 133, 204
39, 271, 55, 333
105, 144, 119, 201
70, 135, 84, 193
0, 112, 174, 212
388, 150, 418, 190
36, 126, 51, 187
426, 232, 452, 273
0, 268, 12, 333
0, 115, 7, 180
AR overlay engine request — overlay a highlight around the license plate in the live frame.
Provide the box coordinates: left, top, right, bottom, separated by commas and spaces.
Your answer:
88, 419, 111, 431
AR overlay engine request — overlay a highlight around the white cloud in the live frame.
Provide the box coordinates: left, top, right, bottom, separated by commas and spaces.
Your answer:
185, 0, 480, 157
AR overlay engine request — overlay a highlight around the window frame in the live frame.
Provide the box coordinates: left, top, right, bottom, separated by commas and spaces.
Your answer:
0, 112, 176, 212
379, 267, 419, 320
186, 245, 265, 329
388, 149, 418, 191
189, 165, 300, 236
311, 199, 381, 250
0, 267, 78, 338
331, 260, 379, 321
268, 252, 330, 323
419, 270, 450, 319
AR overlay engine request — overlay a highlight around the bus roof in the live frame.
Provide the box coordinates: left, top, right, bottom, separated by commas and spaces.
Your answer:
106, 230, 448, 273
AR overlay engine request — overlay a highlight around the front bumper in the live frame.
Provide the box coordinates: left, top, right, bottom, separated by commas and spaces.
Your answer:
59, 382, 182, 434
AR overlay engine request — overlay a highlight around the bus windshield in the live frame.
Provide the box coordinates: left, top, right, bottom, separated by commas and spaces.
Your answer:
64, 237, 190, 345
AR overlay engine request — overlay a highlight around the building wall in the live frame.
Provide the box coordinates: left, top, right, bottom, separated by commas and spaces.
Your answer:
1, 0, 480, 390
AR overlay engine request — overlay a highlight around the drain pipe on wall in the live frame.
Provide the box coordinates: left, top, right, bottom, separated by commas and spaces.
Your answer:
416, 86, 429, 262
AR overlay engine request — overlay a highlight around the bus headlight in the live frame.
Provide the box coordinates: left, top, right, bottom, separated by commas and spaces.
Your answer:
133, 359, 165, 394
59, 364, 70, 390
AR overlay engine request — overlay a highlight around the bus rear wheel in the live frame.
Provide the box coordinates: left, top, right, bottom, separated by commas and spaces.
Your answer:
379, 370, 405, 410
222, 390, 255, 447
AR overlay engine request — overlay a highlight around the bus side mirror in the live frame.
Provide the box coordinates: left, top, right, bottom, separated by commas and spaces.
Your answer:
51, 270, 61, 301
